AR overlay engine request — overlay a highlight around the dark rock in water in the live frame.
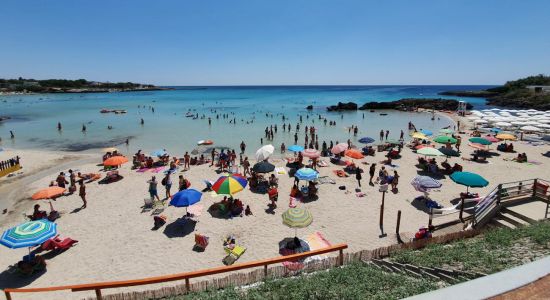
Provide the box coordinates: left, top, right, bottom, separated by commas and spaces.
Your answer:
326, 102, 358, 111
306, 105, 313, 110
0, 116, 11, 122
359, 98, 473, 111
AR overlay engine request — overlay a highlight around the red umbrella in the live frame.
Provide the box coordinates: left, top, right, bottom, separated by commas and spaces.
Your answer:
302, 149, 320, 158
484, 135, 499, 143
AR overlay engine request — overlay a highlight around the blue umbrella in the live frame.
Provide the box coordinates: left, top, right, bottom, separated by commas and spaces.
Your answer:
1, 220, 57, 249
170, 189, 202, 208
151, 149, 167, 157
288, 145, 305, 152
450, 172, 489, 192
358, 137, 375, 144
490, 128, 502, 133
420, 129, 433, 136
294, 168, 319, 181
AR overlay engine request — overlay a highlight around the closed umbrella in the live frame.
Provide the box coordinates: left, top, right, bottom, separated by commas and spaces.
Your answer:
331, 143, 348, 154
358, 137, 375, 144
302, 149, 320, 158
450, 171, 489, 192
288, 145, 305, 152
294, 168, 319, 181
252, 161, 275, 173
255, 144, 274, 161
344, 149, 364, 159
212, 174, 248, 195
433, 136, 457, 144
469, 137, 492, 145
103, 156, 129, 167
0, 220, 57, 249
282, 207, 313, 236
32, 187, 65, 200
417, 147, 444, 156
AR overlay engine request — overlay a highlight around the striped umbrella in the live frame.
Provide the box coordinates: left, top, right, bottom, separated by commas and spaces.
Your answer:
212, 174, 248, 195
294, 168, 319, 181
282, 207, 313, 236
0, 220, 58, 249
302, 149, 321, 158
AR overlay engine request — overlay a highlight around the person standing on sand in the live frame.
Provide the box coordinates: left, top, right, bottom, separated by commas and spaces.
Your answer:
369, 163, 376, 185
400, 130, 404, 140
163, 173, 172, 199
385, 130, 389, 140
184, 152, 190, 170
240, 141, 246, 154
379, 130, 384, 142
78, 180, 87, 208
391, 170, 399, 191
356, 167, 362, 187
456, 136, 462, 152
281, 143, 286, 153
210, 148, 217, 167
243, 157, 251, 176
68, 169, 76, 194
148, 176, 161, 202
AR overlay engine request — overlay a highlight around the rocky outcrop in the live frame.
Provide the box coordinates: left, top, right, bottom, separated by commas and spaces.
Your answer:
306, 105, 313, 110
439, 91, 498, 97
359, 98, 473, 111
326, 102, 358, 111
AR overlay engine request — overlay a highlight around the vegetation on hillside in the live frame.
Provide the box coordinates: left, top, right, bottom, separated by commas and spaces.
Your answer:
0, 77, 156, 93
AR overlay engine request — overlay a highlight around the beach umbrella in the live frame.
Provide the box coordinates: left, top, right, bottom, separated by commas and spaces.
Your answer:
282, 207, 313, 236
212, 174, 248, 195
420, 129, 433, 136
438, 148, 459, 157
386, 139, 401, 145
490, 128, 502, 133
288, 145, 305, 152
103, 156, 128, 167
520, 126, 542, 132
150, 149, 167, 157
411, 132, 427, 140
102, 147, 118, 153
474, 119, 488, 124
469, 137, 492, 145
495, 122, 512, 127
255, 144, 274, 161
484, 136, 500, 143
279, 237, 310, 254
433, 136, 457, 144
294, 168, 319, 181
469, 143, 487, 151
411, 176, 442, 192
0, 220, 57, 249
358, 137, 375, 144
496, 133, 516, 141
331, 143, 348, 155
417, 147, 444, 156
302, 149, 321, 158
467, 116, 480, 120
439, 129, 454, 135
415, 144, 433, 150
170, 189, 202, 213
450, 171, 489, 192
31, 187, 65, 200
344, 149, 364, 159
252, 161, 275, 173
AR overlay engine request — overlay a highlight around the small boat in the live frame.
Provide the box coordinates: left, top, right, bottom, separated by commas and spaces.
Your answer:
100, 109, 111, 113
197, 140, 214, 145
370, 110, 375, 112
380, 113, 388, 116
185, 112, 194, 117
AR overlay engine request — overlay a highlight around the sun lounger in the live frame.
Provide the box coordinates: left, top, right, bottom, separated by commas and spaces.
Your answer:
41, 236, 78, 251
223, 245, 247, 265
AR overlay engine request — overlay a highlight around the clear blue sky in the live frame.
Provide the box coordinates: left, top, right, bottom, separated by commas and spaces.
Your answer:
1, 0, 549, 85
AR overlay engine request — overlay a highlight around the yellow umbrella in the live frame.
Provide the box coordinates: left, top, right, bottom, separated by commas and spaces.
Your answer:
496, 133, 516, 141
411, 132, 427, 140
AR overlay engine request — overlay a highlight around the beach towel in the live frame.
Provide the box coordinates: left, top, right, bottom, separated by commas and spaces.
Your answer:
305, 232, 332, 262
317, 176, 336, 184
151, 167, 165, 173
275, 167, 287, 175
136, 168, 149, 173
333, 170, 349, 177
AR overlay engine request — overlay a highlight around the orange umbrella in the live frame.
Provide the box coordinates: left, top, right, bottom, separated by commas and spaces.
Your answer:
344, 149, 364, 159
103, 156, 129, 167
32, 187, 66, 200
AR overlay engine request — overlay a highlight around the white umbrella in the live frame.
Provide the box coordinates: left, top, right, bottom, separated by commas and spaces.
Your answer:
467, 116, 480, 120
255, 144, 275, 161
538, 119, 550, 124
474, 119, 488, 124
520, 126, 542, 132
511, 121, 526, 126
538, 124, 550, 129
495, 122, 512, 127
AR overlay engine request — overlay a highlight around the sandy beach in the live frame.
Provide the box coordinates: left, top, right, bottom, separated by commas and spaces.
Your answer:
0, 112, 549, 299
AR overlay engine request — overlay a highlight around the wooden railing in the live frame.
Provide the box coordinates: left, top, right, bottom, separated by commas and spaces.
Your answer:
3, 244, 348, 300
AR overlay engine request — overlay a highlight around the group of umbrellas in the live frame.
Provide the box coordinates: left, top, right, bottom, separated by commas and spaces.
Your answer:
469, 108, 550, 133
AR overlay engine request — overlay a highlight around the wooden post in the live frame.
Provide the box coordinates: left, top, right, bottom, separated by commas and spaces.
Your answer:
496, 184, 502, 205
532, 179, 538, 198
459, 197, 465, 223
185, 278, 190, 292
339, 249, 344, 266
428, 207, 433, 227
396, 210, 402, 235
379, 191, 386, 228
95, 289, 102, 300
5, 291, 12, 300
264, 265, 268, 278
518, 181, 523, 195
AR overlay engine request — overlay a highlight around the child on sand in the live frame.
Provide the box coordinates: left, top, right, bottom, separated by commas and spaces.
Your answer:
148, 176, 161, 202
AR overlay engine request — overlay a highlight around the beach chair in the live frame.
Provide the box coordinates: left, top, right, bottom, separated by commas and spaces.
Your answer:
194, 234, 209, 251
42, 236, 78, 251
222, 245, 247, 265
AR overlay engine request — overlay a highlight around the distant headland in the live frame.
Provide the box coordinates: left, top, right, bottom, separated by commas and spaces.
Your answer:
440, 74, 550, 110
0, 78, 171, 94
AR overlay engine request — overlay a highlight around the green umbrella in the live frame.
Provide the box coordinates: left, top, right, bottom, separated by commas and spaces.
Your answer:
468, 137, 492, 145
450, 171, 489, 192
417, 147, 444, 156
439, 128, 454, 135
433, 136, 457, 144
282, 207, 313, 236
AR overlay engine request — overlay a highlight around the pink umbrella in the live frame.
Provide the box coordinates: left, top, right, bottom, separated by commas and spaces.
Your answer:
331, 143, 348, 155
302, 149, 320, 158
484, 135, 499, 143
469, 143, 486, 151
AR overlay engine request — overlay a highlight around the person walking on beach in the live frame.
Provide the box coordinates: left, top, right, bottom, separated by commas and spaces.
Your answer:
78, 180, 87, 209
240, 141, 246, 154
281, 143, 286, 153
391, 170, 399, 191
400, 130, 404, 140
369, 163, 376, 185
162, 173, 172, 199
210, 148, 217, 167
148, 176, 161, 202
243, 157, 250, 176
356, 167, 362, 187
385, 130, 389, 140
456, 136, 462, 152
184, 152, 190, 170
68, 169, 76, 194
379, 130, 384, 142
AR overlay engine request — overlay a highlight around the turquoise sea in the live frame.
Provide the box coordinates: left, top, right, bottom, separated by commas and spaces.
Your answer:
0, 86, 492, 155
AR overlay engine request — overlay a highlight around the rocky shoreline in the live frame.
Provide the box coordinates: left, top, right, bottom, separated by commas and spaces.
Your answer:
322, 98, 472, 112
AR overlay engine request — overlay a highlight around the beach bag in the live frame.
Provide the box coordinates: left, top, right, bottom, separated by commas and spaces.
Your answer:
161, 177, 167, 186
